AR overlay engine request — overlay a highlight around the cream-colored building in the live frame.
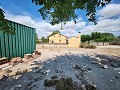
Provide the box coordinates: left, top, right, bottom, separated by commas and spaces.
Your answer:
68, 32, 81, 48
49, 33, 67, 44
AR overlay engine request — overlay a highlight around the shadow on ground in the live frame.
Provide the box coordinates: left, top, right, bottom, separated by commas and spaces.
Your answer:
0, 54, 120, 90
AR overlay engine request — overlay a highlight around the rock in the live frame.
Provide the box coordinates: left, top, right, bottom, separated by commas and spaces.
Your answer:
11, 57, 23, 65
85, 84, 97, 90
111, 62, 118, 68
0, 57, 9, 65
24, 54, 33, 59
103, 65, 108, 69
6, 69, 12, 73
73, 64, 81, 69
51, 75, 58, 79
101, 65, 108, 69
34, 50, 41, 55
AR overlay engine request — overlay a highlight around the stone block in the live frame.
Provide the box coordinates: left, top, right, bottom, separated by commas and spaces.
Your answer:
0, 57, 9, 65
11, 57, 23, 65
24, 54, 33, 59
34, 50, 41, 55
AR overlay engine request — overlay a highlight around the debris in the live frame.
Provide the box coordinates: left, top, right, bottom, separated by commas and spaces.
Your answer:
34, 50, 41, 55
101, 65, 108, 69
85, 84, 97, 90
46, 70, 50, 73
44, 79, 59, 87
10, 57, 23, 65
51, 75, 58, 79
24, 54, 33, 59
0, 57, 10, 65
73, 64, 81, 69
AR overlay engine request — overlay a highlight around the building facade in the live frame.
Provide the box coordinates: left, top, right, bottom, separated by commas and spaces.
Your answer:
68, 32, 81, 48
49, 33, 67, 44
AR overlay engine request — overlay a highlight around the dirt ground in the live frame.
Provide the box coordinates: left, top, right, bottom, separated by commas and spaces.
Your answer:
0, 45, 120, 90
36, 44, 120, 56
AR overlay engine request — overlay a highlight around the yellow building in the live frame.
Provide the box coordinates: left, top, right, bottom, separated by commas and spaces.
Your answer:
68, 32, 81, 48
49, 33, 67, 44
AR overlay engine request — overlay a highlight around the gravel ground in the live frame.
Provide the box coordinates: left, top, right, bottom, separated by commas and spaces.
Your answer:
0, 45, 120, 90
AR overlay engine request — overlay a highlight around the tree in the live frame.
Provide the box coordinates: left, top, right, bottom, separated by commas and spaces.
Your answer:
32, 0, 111, 25
40, 36, 49, 43
101, 33, 114, 45
91, 32, 115, 45
49, 30, 60, 37
81, 34, 91, 44
36, 33, 40, 43
0, 8, 15, 34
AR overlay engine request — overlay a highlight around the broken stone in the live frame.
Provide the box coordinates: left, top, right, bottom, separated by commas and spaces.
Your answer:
6, 69, 12, 73
111, 63, 118, 68
73, 64, 81, 69
85, 84, 97, 90
101, 65, 108, 69
11, 57, 23, 65
103, 65, 108, 69
24, 54, 33, 59
34, 50, 41, 55
51, 75, 58, 79
0, 57, 9, 65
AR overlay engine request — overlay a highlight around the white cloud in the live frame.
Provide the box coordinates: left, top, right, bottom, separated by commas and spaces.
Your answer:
81, 18, 120, 36
5, 12, 85, 38
98, 3, 120, 19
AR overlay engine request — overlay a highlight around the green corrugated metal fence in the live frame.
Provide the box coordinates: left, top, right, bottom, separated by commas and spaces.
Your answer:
0, 20, 36, 59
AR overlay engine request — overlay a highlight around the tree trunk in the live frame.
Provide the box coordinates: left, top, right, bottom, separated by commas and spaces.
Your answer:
103, 42, 105, 46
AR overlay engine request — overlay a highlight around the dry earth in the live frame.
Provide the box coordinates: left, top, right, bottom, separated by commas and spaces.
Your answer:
0, 45, 120, 90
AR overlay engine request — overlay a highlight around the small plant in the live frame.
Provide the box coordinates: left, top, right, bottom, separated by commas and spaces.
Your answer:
80, 44, 84, 48
56, 77, 75, 90
85, 45, 96, 49
79, 43, 87, 48
44, 77, 79, 89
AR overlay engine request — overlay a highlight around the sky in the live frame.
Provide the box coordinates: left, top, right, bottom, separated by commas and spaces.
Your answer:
0, 0, 120, 38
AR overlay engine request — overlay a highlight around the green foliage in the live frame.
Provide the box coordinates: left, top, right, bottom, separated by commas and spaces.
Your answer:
41, 36, 48, 43
36, 33, 40, 44
81, 34, 91, 44
82, 32, 115, 46
49, 30, 60, 37
80, 44, 84, 48
91, 32, 102, 41
80, 43, 87, 48
91, 32, 114, 43
0, 8, 15, 34
85, 45, 96, 49
32, 0, 111, 25
110, 36, 120, 45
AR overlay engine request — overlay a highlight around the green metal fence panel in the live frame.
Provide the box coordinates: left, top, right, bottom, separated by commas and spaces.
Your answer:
0, 20, 36, 59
